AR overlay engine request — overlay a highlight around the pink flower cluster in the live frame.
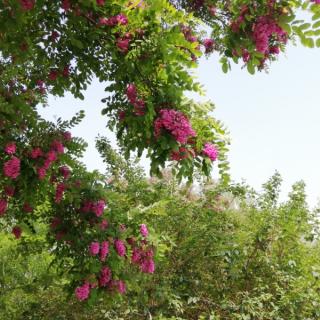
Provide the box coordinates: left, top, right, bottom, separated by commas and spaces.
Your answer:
32, 139, 65, 180
20, 0, 35, 11
89, 242, 100, 256
126, 84, 145, 116
31, 147, 43, 159
63, 131, 72, 141
23, 202, 33, 213
59, 166, 71, 179
140, 224, 148, 237
114, 239, 126, 257
12, 226, 22, 239
100, 241, 109, 261
62, 0, 71, 11
131, 246, 155, 273
252, 16, 287, 54
81, 199, 106, 217
89, 241, 110, 261
202, 143, 218, 161
5, 186, 15, 197
116, 36, 131, 53
48, 66, 70, 82
3, 157, 21, 179
74, 224, 153, 301
0, 199, 8, 216
55, 182, 65, 203
75, 282, 90, 301
99, 266, 112, 287
154, 109, 196, 144
4, 142, 16, 155
203, 38, 215, 53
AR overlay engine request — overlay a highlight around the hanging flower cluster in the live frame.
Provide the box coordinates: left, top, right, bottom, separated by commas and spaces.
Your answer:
154, 109, 196, 144
0, 104, 154, 303
252, 16, 287, 54
202, 143, 219, 161
125, 83, 146, 116
72, 217, 155, 300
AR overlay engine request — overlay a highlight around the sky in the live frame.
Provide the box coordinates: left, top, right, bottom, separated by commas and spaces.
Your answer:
39, 43, 320, 207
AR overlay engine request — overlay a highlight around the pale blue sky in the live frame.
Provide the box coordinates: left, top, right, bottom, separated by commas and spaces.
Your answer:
39, 43, 320, 207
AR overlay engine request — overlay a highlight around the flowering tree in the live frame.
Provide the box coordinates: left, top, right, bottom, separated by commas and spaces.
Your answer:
0, 0, 319, 303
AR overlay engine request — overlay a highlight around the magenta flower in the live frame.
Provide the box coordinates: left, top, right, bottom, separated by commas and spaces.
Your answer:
270, 46, 280, 54
252, 16, 287, 54
126, 84, 137, 103
116, 14, 128, 25
51, 140, 64, 154
114, 239, 126, 257
81, 200, 93, 213
46, 150, 57, 162
133, 99, 145, 116
89, 242, 100, 256
75, 282, 90, 301
59, 166, 71, 179
116, 38, 130, 53
96, 0, 105, 5
50, 31, 59, 42
3, 157, 21, 179
49, 70, 58, 81
140, 224, 149, 237
92, 200, 105, 217
37, 167, 47, 180
242, 49, 250, 63
100, 241, 109, 261
62, 65, 70, 77
202, 143, 218, 161
20, 0, 35, 11
61, 0, 71, 11
23, 202, 33, 213
55, 183, 65, 204
203, 38, 214, 53
30, 147, 43, 159
4, 142, 16, 155
12, 226, 22, 239
154, 109, 196, 144
131, 247, 142, 264
4, 185, 15, 197
0, 199, 8, 216
141, 258, 155, 273
99, 266, 112, 287
118, 110, 126, 121
63, 131, 72, 141
117, 280, 126, 294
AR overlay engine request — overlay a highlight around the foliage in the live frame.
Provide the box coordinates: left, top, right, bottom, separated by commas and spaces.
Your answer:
0, 0, 319, 305
1, 148, 320, 319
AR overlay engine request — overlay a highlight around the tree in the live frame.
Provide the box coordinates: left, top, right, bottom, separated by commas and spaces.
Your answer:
0, 0, 319, 302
